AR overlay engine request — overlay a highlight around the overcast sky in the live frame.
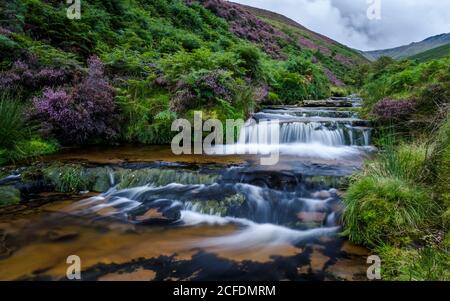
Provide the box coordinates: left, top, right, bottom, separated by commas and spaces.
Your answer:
232, 0, 450, 51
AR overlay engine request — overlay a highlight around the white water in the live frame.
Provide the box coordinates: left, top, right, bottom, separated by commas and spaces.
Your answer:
68, 103, 372, 254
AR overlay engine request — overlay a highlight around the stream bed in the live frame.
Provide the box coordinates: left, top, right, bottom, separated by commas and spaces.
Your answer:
0, 103, 376, 281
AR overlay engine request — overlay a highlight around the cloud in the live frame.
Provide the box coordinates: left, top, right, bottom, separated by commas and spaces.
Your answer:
231, 0, 450, 51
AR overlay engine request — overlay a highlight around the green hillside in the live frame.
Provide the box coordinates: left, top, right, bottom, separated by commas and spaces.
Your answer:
409, 43, 450, 62
0, 0, 366, 163
365, 33, 450, 60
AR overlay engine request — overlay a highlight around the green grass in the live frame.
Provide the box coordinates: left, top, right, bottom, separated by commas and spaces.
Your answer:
0, 94, 34, 150
377, 245, 450, 280
343, 175, 435, 247
410, 43, 450, 62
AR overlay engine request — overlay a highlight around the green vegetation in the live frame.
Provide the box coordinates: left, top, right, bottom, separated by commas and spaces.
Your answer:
0, 93, 58, 164
0, 0, 367, 162
357, 55, 450, 119
410, 43, 450, 62
0, 186, 20, 207
344, 53, 450, 280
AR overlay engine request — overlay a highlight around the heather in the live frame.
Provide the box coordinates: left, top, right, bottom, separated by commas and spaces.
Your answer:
0, 0, 370, 158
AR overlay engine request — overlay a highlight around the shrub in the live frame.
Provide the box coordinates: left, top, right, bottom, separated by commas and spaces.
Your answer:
371, 98, 416, 123
31, 56, 121, 145
416, 83, 450, 113
0, 57, 69, 92
169, 69, 235, 113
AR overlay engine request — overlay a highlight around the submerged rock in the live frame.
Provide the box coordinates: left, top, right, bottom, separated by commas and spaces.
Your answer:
0, 186, 21, 207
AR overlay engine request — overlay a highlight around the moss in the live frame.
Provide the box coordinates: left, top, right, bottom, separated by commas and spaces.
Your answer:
188, 194, 246, 216
115, 169, 219, 190
0, 185, 20, 207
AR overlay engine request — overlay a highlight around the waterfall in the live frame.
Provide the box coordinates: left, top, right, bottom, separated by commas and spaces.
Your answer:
239, 121, 370, 146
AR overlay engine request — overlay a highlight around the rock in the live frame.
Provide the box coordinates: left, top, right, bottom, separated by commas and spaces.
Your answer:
297, 211, 326, 223
129, 200, 181, 225
89, 167, 113, 193
312, 190, 331, 199
46, 229, 79, 242
301, 100, 353, 108
0, 186, 21, 207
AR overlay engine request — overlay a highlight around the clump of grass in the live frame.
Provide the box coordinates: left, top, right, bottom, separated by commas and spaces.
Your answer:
343, 175, 435, 247
0, 93, 34, 151
343, 127, 442, 247
43, 164, 89, 193
0, 93, 59, 165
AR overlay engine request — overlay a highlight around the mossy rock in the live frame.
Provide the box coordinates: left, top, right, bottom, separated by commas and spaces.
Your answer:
43, 164, 89, 193
188, 194, 246, 216
0, 185, 21, 207
87, 167, 113, 193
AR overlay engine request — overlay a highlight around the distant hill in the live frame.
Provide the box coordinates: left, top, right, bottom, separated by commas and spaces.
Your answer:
364, 33, 450, 61
409, 43, 450, 62
233, 2, 368, 84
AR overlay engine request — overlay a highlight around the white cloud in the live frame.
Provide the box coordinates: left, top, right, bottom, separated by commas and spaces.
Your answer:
231, 0, 450, 51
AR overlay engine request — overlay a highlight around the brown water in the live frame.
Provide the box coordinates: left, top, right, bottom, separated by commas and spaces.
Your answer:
0, 106, 374, 281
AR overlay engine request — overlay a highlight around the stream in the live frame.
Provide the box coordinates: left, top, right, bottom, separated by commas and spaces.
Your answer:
0, 99, 376, 281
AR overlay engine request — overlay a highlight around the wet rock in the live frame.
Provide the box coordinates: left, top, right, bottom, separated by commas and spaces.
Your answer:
297, 212, 326, 223
129, 200, 181, 225
341, 241, 369, 256
0, 186, 21, 207
89, 167, 112, 192
189, 194, 246, 216
98, 268, 156, 281
46, 229, 79, 242
301, 100, 353, 108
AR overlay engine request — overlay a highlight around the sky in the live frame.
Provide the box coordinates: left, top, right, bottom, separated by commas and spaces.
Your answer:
232, 0, 450, 51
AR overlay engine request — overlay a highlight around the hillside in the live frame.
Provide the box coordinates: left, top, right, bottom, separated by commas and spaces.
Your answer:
0, 0, 367, 162
409, 43, 450, 62
364, 33, 450, 60
233, 2, 368, 84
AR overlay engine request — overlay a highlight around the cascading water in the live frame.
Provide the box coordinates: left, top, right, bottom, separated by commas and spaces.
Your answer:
67, 102, 373, 253
240, 107, 372, 146
0, 99, 374, 281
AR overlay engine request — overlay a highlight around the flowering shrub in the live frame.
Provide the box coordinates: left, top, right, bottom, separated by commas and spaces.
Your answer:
323, 67, 344, 87
169, 69, 235, 113
372, 99, 416, 122
199, 0, 289, 59
334, 53, 354, 66
0, 57, 68, 91
298, 37, 331, 56
31, 56, 120, 144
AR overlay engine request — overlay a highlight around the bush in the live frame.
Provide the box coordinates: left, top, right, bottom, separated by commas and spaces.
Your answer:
343, 175, 435, 247
416, 83, 450, 113
31, 56, 121, 145
371, 98, 416, 123
0, 56, 70, 92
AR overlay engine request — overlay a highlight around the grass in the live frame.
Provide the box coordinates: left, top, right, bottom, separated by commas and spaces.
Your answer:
0, 94, 59, 165
0, 94, 34, 150
343, 175, 435, 247
410, 43, 450, 62
343, 129, 442, 247
377, 245, 450, 280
